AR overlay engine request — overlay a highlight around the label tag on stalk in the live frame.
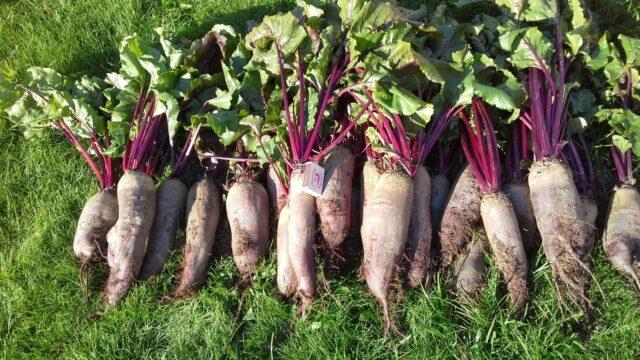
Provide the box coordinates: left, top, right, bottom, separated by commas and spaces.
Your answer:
302, 162, 325, 197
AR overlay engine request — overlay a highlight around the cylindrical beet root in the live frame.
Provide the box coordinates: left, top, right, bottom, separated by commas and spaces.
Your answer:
403, 166, 432, 288
603, 185, 640, 290
429, 173, 450, 233
528, 158, 591, 308
227, 180, 270, 283
481, 192, 529, 312
138, 178, 188, 280
318, 146, 354, 252
277, 205, 296, 296
74, 189, 118, 265
455, 227, 489, 300
362, 171, 413, 335
104, 171, 156, 308
288, 168, 317, 302
440, 165, 482, 269
361, 160, 382, 262
266, 165, 287, 217
504, 183, 540, 260
174, 178, 220, 297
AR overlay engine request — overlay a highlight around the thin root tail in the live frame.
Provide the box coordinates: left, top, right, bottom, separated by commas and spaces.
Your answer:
381, 300, 403, 338
79, 261, 91, 302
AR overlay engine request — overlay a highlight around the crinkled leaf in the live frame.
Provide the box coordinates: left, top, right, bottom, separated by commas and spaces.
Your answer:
596, 108, 640, 155
155, 27, 184, 69
569, 88, 596, 121
604, 47, 626, 82
255, 134, 282, 164
585, 35, 610, 71
619, 34, 640, 67
566, 31, 584, 55
207, 89, 237, 110
199, 110, 245, 146
239, 114, 264, 134
371, 83, 426, 117
337, 0, 365, 26
26, 67, 66, 90
239, 70, 267, 112
155, 92, 180, 142
509, 27, 553, 70
568, 0, 589, 29
523, 0, 556, 22
472, 76, 525, 112
245, 12, 307, 55
383, 41, 445, 84
221, 63, 240, 92
296, 0, 325, 19
350, 1, 406, 33
612, 134, 633, 154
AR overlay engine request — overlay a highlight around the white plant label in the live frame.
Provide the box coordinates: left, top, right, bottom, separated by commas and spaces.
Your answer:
302, 162, 325, 197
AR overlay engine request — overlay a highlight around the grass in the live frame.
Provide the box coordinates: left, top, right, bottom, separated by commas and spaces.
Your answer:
2, 0, 640, 358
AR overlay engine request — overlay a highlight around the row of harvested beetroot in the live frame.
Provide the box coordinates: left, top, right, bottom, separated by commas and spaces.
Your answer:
3, 0, 640, 334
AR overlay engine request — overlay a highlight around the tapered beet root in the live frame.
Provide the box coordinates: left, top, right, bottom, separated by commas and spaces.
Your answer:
455, 227, 489, 300
481, 192, 529, 312
603, 185, 640, 290
429, 173, 450, 233
288, 169, 317, 303
504, 183, 540, 260
138, 178, 188, 280
104, 171, 156, 308
529, 158, 592, 308
317, 146, 354, 253
361, 160, 382, 261
74, 189, 118, 266
277, 205, 296, 296
403, 166, 433, 288
440, 165, 482, 268
362, 171, 413, 336
174, 178, 220, 297
227, 180, 270, 283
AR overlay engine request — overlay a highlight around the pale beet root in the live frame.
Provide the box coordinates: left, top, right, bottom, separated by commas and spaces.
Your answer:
429, 173, 450, 233
581, 196, 598, 253
361, 160, 382, 208
455, 227, 489, 300
361, 160, 382, 262
481, 192, 529, 313
174, 178, 220, 297
227, 180, 270, 283
74, 188, 118, 265
361, 171, 413, 335
403, 166, 433, 288
317, 146, 354, 252
603, 185, 640, 290
266, 165, 287, 217
504, 183, 540, 260
138, 178, 188, 280
287, 168, 317, 302
103, 171, 156, 308
277, 205, 297, 296
439, 165, 482, 269
529, 158, 591, 308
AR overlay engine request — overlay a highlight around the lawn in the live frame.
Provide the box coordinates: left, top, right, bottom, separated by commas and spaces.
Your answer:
2, 0, 640, 358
